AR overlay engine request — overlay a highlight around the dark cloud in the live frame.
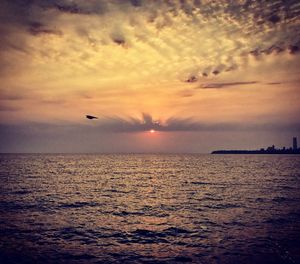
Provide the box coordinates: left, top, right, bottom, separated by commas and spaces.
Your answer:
184, 75, 198, 83
184, 64, 235, 79
14, 0, 108, 16
268, 14, 281, 24
46, 1, 108, 16
28, 21, 63, 36
200, 81, 257, 89
1, 115, 299, 136
99, 113, 161, 132
249, 49, 260, 57
110, 30, 127, 46
288, 45, 299, 54
266, 82, 281, 85
130, 0, 142, 7
267, 45, 284, 54
112, 37, 126, 46
0, 0, 107, 40
53, 3, 85, 15
162, 117, 236, 132
250, 43, 299, 57
89, 113, 300, 133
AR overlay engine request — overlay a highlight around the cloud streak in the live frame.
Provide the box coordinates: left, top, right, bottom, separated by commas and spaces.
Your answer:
1, 114, 300, 135
86, 113, 300, 133
199, 81, 258, 89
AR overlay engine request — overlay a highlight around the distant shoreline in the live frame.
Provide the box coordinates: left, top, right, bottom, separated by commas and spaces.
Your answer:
211, 150, 300, 154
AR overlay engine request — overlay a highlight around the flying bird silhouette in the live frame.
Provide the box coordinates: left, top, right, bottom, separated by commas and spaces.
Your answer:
86, 115, 98, 120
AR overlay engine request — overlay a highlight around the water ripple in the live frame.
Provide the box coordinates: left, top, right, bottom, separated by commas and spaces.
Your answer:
0, 154, 299, 263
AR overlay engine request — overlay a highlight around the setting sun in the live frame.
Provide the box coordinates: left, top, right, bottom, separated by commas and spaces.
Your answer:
0, 1, 299, 264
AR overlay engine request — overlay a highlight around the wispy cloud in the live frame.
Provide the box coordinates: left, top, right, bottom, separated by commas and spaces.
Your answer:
1, 114, 300, 134
199, 81, 257, 89
82, 113, 300, 133
266, 82, 281, 85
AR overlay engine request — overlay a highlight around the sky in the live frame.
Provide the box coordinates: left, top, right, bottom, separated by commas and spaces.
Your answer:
0, 0, 300, 153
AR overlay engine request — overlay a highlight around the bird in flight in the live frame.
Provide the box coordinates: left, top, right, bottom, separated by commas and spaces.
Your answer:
86, 115, 98, 120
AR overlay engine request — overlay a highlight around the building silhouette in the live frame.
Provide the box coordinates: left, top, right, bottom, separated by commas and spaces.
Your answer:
212, 137, 300, 154
293, 137, 298, 150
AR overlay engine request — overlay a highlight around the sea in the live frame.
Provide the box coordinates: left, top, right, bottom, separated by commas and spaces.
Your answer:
0, 154, 299, 264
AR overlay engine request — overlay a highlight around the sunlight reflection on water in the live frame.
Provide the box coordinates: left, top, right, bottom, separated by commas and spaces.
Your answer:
0, 154, 300, 263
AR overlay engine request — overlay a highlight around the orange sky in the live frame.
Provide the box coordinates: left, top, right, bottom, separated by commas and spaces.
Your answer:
0, 0, 299, 152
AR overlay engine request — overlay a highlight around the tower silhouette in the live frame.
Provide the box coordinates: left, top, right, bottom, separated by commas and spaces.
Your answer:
293, 137, 297, 150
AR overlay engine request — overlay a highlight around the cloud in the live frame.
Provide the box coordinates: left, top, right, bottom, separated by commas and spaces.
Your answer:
1, 114, 300, 135
288, 45, 300, 54
0, 0, 299, 129
1, 115, 300, 152
53, 3, 90, 15
1, 0, 300, 80
78, 113, 300, 133
184, 75, 198, 83
249, 44, 299, 58
0, 105, 20, 111
129, 0, 142, 7
28, 22, 63, 36
98, 113, 161, 132
199, 81, 257, 89
268, 14, 281, 24
266, 82, 281, 85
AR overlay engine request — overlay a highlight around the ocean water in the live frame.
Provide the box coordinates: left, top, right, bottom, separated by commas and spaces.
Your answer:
0, 154, 299, 264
